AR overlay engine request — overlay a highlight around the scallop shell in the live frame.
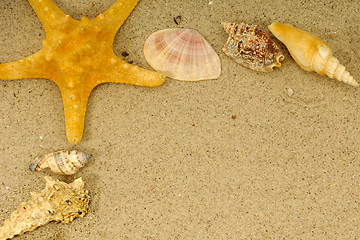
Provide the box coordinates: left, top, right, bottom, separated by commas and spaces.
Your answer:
0, 176, 89, 239
268, 22, 359, 87
221, 22, 284, 72
143, 28, 221, 81
29, 150, 92, 175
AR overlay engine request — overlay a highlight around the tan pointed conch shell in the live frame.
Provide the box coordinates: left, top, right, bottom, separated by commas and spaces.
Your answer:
0, 176, 89, 239
29, 150, 92, 175
268, 22, 358, 87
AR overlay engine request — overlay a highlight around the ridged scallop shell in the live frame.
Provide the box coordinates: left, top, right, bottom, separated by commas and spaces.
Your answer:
268, 22, 358, 87
29, 150, 92, 175
143, 28, 221, 81
0, 176, 89, 239
222, 22, 284, 72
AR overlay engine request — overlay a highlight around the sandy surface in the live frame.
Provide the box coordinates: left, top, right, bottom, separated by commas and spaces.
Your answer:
0, 0, 359, 239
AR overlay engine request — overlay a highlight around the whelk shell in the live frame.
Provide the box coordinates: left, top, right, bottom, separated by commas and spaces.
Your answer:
143, 28, 221, 81
221, 22, 284, 72
0, 176, 89, 239
29, 150, 92, 175
268, 22, 359, 87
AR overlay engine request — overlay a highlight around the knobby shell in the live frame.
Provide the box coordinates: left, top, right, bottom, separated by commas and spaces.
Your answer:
0, 176, 89, 239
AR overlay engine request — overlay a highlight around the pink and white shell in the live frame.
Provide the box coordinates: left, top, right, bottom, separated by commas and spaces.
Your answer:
143, 28, 221, 81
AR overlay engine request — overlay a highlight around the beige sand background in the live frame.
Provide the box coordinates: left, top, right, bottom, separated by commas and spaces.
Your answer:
0, 0, 359, 239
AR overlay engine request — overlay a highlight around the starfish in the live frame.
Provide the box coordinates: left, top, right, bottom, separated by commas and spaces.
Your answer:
0, 0, 165, 144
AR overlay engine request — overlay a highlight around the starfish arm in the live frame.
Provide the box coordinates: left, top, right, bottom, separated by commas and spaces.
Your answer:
27, 0, 68, 34
94, 59, 165, 87
57, 79, 91, 144
0, 51, 51, 80
95, 0, 140, 40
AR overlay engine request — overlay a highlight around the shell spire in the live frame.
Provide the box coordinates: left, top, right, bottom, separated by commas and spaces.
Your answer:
29, 150, 92, 175
268, 22, 358, 87
0, 176, 89, 239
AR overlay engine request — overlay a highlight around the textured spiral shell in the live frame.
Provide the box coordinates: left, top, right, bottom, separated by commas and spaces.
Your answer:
29, 150, 92, 175
222, 22, 284, 72
143, 28, 221, 81
268, 22, 359, 87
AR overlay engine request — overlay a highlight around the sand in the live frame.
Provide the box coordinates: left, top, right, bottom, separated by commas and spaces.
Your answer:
0, 0, 359, 239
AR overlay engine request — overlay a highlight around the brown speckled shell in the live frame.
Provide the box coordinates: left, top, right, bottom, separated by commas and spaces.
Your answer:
222, 22, 284, 72
29, 150, 92, 175
0, 176, 89, 239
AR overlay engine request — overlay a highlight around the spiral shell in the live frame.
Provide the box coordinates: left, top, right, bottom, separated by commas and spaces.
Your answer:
0, 176, 89, 239
221, 22, 284, 72
268, 22, 359, 87
143, 28, 221, 81
29, 150, 92, 175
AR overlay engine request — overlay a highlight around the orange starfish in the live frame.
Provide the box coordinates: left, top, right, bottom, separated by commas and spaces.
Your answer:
0, 0, 165, 144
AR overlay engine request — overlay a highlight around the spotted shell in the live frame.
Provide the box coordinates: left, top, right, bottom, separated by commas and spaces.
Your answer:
143, 28, 221, 81
222, 22, 284, 72
0, 176, 89, 239
29, 150, 92, 175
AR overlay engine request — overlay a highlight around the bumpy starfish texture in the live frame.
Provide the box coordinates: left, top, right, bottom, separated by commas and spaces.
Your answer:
0, 0, 165, 144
